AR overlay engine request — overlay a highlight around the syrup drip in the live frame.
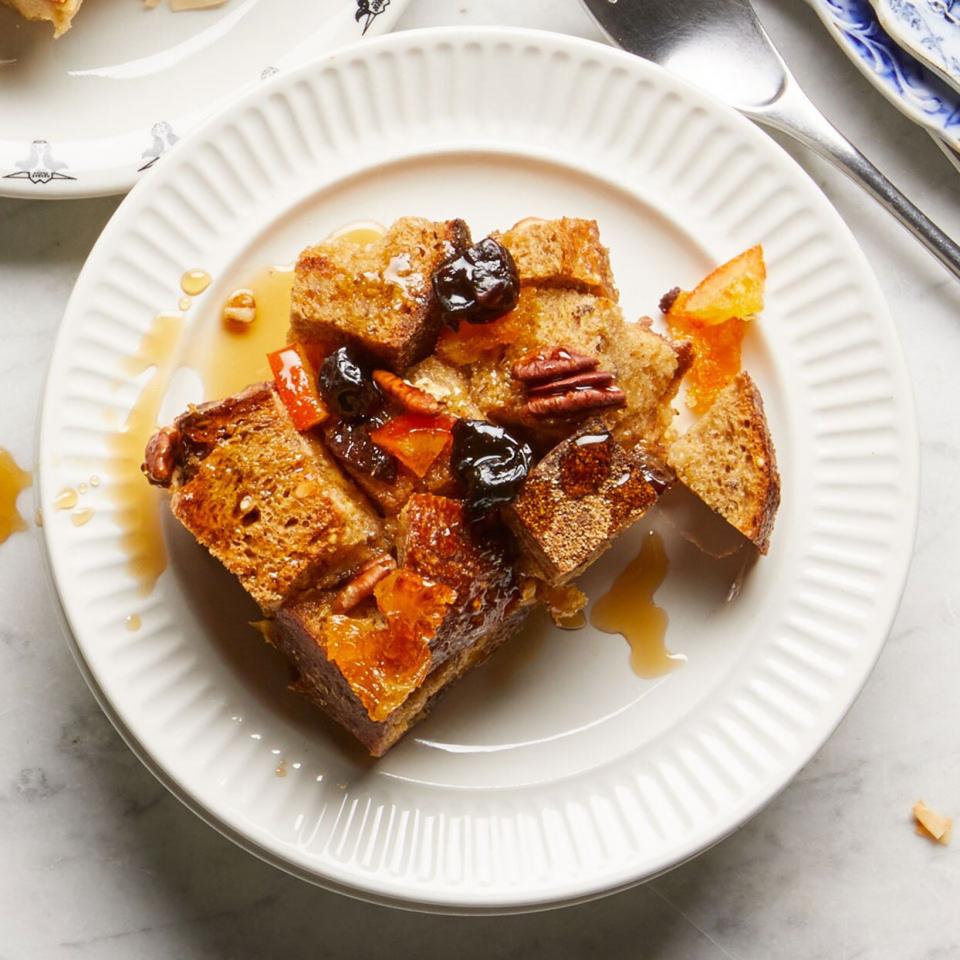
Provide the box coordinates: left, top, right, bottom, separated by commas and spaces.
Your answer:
0, 449, 31, 545
53, 488, 78, 511
590, 531, 684, 678
180, 269, 211, 297
107, 312, 184, 594
125, 614, 142, 632
71, 508, 95, 527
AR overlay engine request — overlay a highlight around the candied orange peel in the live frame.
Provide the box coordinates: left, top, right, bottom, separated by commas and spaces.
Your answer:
436, 312, 520, 365
325, 568, 456, 722
370, 412, 456, 478
664, 245, 765, 413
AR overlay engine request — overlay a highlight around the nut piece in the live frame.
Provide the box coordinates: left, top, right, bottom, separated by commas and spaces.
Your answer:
142, 426, 182, 487
513, 348, 598, 384
525, 386, 626, 418
332, 553, 398, 614
372, 369, 442, 415
222, 289, 257, 326
526, 370, 615, 397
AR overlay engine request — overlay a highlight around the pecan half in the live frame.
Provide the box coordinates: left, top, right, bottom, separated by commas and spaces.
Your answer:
526, 370, 615, 398
512, 348, 598, 384
525, 386, 626, 418
373, 369, 441, 415
332, 553, 397, 614
142, 426, 182, 487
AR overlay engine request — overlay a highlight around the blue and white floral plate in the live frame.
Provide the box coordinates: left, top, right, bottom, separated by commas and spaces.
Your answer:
0, 0, 409, 199
869, 0, 960, 91
808, 0, 960, 148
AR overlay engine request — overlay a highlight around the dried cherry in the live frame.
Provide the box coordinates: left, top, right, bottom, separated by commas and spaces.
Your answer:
433, 237, 520, 327
324, 414, 397, 483
318, 345, 380, 420
451, 419, 532, 514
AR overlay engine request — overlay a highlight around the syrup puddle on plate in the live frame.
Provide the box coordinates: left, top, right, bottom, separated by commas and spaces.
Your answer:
590, 530, 685, 678
106, 311, 184, 595
104, 221, 387, 597
0, 448, 31, 545
187, 265, 294, 401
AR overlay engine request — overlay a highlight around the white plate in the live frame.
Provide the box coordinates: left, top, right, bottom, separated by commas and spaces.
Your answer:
38, 27, 919, 913
0, 0, 409, 199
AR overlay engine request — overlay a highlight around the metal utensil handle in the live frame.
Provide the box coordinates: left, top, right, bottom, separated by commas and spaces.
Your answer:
753, 80, 960, 281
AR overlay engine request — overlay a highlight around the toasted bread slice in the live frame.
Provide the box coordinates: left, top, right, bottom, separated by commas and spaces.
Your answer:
272, 495, 526, 755
505, 420, 668, 583
467, 287, 690, 449
272, 596, 528, 756
145, 383, 382, 610
2, 0, 82, 35
289, 217, 471, 371
495, 218, 618, 300
667, 372, 780, 553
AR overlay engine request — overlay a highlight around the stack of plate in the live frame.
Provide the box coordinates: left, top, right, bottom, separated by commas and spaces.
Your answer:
808, 0, 960, 161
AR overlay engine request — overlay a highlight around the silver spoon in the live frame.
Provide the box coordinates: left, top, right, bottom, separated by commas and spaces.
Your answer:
581, 0, 960, 280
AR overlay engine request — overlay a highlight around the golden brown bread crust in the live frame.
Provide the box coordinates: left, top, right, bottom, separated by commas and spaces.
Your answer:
504, 420, 665, 583
495, 218, 619, 300
289, 217, 471, 371
154, 383, 382, 611
667, 371, 780, 553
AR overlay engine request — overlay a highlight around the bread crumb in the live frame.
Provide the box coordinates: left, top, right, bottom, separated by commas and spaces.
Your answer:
913, 800, 953, 845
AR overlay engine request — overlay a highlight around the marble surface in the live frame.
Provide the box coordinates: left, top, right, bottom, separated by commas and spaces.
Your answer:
1, 0, 958, 956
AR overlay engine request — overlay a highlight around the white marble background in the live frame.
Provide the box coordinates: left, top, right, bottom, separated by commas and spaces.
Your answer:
1, 1, 958, 957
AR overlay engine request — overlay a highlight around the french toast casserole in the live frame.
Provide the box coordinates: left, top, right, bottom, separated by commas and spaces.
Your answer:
144, 217, 780, 756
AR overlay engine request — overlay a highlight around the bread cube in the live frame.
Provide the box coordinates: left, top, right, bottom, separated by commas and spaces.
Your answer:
667, 372, 780, 553
495, 217, 618, 300
289, 217, 471, 371
504, 419, 668, 583
147, 383, 382, 611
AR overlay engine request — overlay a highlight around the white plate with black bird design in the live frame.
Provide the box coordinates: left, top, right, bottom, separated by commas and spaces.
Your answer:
0, 0, 409, 199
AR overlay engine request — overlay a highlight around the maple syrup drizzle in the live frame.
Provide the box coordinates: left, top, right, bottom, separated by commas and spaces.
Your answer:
590, 531, 684, 678
107, 312, 184, 595
53, 488, 78, 511
0, 449, 31, 545
180, 269, 211, 297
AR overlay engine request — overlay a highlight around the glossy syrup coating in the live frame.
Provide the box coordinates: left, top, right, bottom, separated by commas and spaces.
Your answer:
324, 414, 397, 483
432, 237, 520, 328
451, 419, 532, 514
318, 345, 381, 420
